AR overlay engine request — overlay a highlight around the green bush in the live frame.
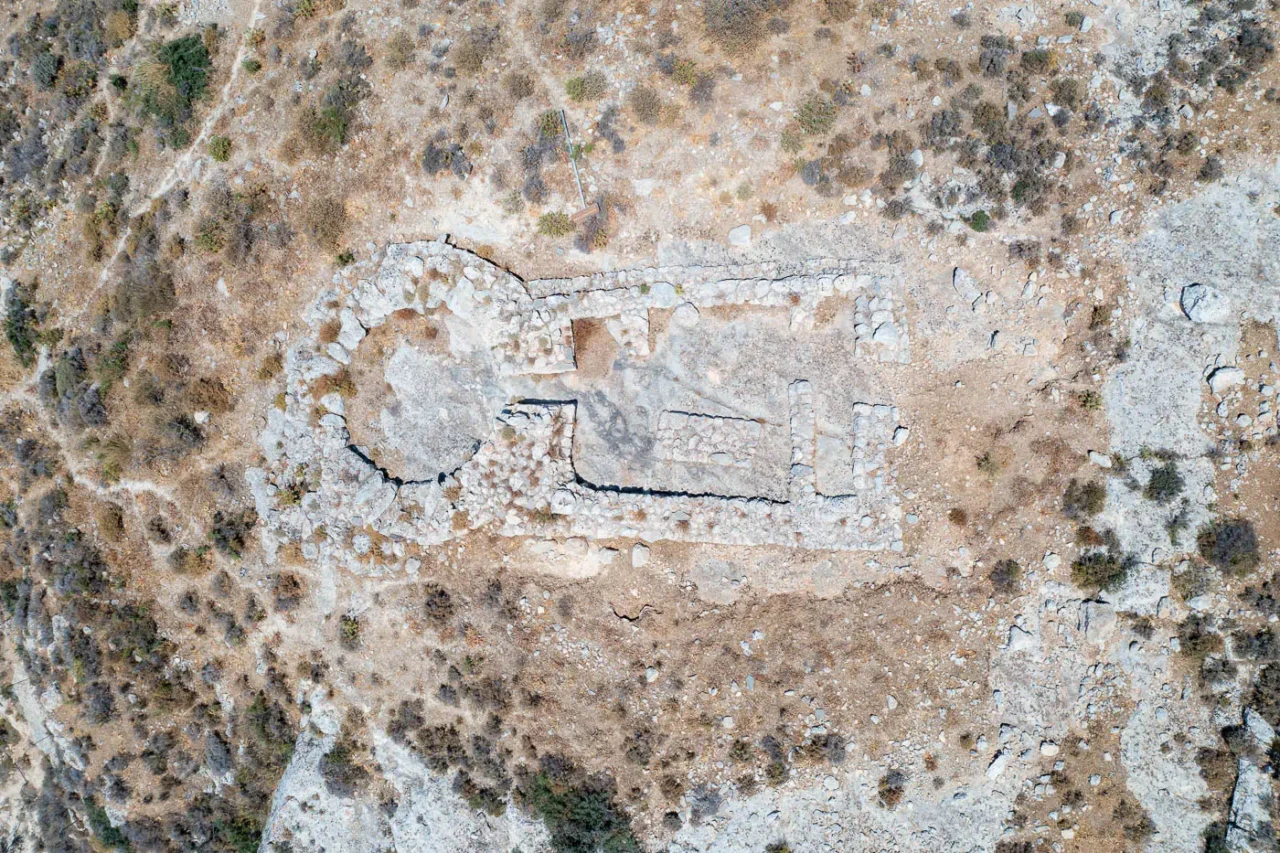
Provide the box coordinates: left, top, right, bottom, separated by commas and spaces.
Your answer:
160, 35, 212, 102
1062, 479, 1105, 518
521, 768, 639, 853
131, 34, 212, 144
565, 71, 608, 102
31, 52, 62, 90
796, 93, 837, 135
966, 210, 992, 232
297, 105, 349, 154
319, 711, 371, 796
4, 282, 39, 367
538, 212, 575, 238
340, 614, 361, 649
1143, 461, 1184, 504
87, 801, 130, 850
1020, 48, 1054, 74
1197, 519, 1260, 574
209, 135, 232, 162
1072, 550, 1132, 592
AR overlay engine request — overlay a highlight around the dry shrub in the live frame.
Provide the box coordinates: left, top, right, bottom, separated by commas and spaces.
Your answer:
704, 0, 785, 54
505, 72, 535, 100
453, 26, 501, 74
96, 503, 126, 543
317, 319, 341, 344
186, 377, 234, 414
104, 10, 135, 46
258, 353, 284, 380
386, 32, 415, 70
313, 368, 356, 399
300, 195, 347, 250
628, 86, 662, 124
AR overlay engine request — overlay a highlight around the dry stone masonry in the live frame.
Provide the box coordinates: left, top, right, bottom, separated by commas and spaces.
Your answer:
250, 240, 910, 576
655, 411, 762, 468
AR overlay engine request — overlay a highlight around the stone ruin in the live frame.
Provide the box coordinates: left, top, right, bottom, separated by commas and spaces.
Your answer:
249, 240, 911, 575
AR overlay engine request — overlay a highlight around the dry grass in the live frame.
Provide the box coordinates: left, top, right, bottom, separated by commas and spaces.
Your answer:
300, 195, 348, 251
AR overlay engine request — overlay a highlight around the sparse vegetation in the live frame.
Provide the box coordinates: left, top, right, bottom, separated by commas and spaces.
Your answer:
339, 614, 362, 650
565, 71, 608, 102
1063, 479, 1106, 519
990, 559, 1022, 595
1197, 519, 1261, 574
877, 769, 907, 808
209, 135, 232, 162
1072, 549, 1133, 592
1143, 461, 1184, 504
519, 761, 639, 853
796, 93, 837, 136
538, 212, 576, 238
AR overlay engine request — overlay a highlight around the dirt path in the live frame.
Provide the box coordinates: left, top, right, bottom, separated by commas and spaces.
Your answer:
70, 0, 265, 331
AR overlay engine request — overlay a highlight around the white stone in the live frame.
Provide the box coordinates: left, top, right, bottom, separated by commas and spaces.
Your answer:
873, 323, 899, 345
1007, 625, 1035, 654
986, 750, 1009, 779
1082, 601, 1116, 644
1040, 741, 1060, 757
1088, 450, 1112, 468
631, 543, 651, 568
1208, 366, 1246, 395
1180, 283, 1232, 324
727, 225, 752, 247
671, 302, 701, 328
1043, 553, 1062, 569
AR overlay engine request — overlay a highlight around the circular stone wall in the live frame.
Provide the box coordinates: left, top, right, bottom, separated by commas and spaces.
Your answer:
345, 311, 504, 482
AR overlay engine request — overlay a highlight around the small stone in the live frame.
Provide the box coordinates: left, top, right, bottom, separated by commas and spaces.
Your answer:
1080, 15, 1093, 32
727, 225, 752, 247
886, 694, 898, 710
1208, 366, 1246, 396
1088, 450, 1112, 468
722, 716, 735, 729
873, 323, 899, 345
645, 667, 659, 683
1083, 601, 1116, 645
671, 302, 701, 328
631, 543, 651, 568
1007, 625, 1035, 653
986, 750, 1009, 779
823, 775, 840, 790
1040, 741, 1060, 757
1180, 283, 1232, 324
1043, 553, 1062, 569
893, 426, 909, 446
